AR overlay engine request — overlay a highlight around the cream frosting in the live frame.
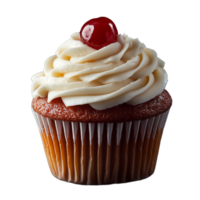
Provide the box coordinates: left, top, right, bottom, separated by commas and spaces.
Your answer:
31, 32, 168, 110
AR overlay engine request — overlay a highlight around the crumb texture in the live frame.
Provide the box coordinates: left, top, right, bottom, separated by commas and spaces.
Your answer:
32, 90, 172, 122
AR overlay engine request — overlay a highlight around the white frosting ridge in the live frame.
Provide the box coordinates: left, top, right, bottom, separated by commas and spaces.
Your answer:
31, 32, 168, 110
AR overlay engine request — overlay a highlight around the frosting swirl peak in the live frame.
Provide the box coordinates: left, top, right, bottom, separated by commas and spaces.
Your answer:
32, 32, 168, 110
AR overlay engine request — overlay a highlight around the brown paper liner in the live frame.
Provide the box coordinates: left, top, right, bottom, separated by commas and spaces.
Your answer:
32, 109, 170, 185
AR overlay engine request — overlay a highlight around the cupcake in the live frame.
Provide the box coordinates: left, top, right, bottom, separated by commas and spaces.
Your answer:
31, 17, 172, 185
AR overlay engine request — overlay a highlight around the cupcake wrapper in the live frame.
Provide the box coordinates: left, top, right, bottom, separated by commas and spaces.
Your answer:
32, 109, 170, 185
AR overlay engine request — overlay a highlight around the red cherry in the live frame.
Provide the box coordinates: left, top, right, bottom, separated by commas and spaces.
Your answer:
80, 17, 118, 50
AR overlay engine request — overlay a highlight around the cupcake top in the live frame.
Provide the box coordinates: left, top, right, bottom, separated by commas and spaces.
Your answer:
32, 90, 172, 122
31, 17, 168, 110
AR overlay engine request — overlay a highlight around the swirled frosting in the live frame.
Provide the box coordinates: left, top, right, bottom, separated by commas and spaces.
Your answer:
31, 32, 168, 110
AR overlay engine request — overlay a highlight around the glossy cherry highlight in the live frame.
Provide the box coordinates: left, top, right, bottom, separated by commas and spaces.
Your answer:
80, 17, 118, 50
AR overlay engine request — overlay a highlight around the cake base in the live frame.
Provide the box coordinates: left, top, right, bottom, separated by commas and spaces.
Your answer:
32, 109, 170, 185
